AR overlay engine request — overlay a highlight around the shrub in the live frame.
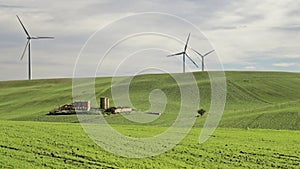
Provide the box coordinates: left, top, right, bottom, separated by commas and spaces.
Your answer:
197, 109, 206, 117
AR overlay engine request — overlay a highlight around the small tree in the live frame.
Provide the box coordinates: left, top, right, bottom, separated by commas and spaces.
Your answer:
197, 109, 206, 117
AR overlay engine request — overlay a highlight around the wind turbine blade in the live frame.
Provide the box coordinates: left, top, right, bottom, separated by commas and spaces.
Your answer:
34, 36, 55, 39
189, 48, 203, 63
203, 50, 215, 57
184, 33, 191, 52
191, 48, 204, 57
20, 40, 30, 60
16, 15, 30, 37
186, 53, 199, 68
167, 52, 184, 57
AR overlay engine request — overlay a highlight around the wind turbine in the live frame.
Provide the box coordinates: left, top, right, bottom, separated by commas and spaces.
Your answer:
17, 15, 54, 80
167, 33, 199, 73
192, 49, 214, 72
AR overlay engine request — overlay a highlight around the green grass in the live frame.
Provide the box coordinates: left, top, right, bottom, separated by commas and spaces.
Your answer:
0, 120, 299, 168
0, 71, 300, 168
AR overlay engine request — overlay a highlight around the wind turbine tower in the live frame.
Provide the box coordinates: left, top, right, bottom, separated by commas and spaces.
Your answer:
167, 33, 199, 73
17, 15, 54, 80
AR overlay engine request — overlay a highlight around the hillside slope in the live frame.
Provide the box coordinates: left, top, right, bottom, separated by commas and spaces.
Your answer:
0, 71, 299, 129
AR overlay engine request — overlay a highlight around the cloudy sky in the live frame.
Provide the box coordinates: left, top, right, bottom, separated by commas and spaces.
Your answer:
0, 0, 299, 81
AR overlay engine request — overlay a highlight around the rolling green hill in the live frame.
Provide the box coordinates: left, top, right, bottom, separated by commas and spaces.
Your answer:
0, 71, 299, 130
1, 71, 300, 168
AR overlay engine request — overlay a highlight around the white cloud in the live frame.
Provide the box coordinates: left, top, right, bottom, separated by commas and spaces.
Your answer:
204, 0, 300, 66
245, 66, 256, 69
272, 62, 296, 67
0, 0, 300, 80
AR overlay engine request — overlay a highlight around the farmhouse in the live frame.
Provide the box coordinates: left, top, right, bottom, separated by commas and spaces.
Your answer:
105, 106, 132, 114
48, 100, 90, 115
74, 101, 91, 111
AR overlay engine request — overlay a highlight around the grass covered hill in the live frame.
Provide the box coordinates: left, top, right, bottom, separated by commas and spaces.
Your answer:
0, 71, 300, 168
0, 71, 299, 130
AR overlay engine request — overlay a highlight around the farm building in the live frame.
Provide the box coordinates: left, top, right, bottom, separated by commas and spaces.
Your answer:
105, 106, 132, 114
48, 103, 75, 115
100, 97, 109, 109
48, 101, 91, 115
74, 101, 91, 111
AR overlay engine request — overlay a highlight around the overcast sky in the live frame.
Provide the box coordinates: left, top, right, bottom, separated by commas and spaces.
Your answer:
0, 0, 299, 81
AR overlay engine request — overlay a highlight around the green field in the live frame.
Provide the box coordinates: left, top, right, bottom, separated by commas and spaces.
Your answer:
0, 120, 299, 168
0, 71, 300, 168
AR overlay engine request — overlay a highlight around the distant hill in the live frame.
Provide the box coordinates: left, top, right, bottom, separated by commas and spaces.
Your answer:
0, 71, 299, 130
